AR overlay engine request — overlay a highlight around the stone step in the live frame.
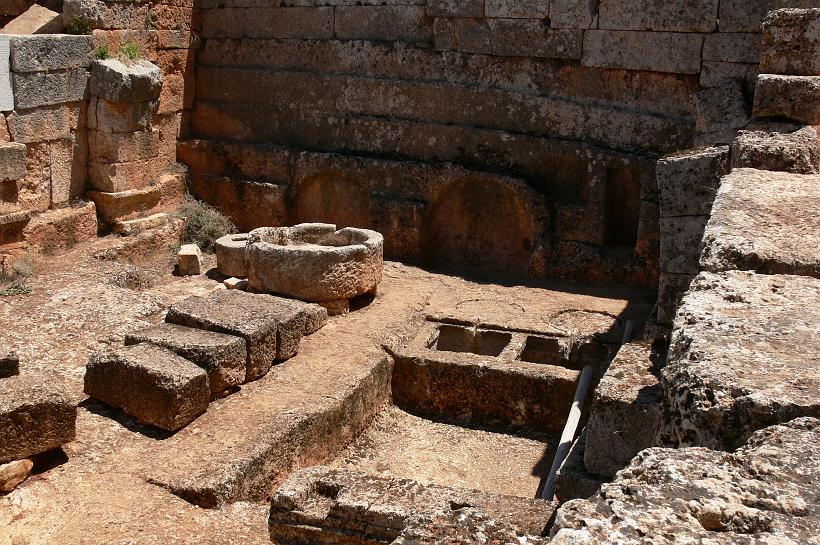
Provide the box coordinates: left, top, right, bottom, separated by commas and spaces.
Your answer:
0, 205, 30, 245
112, 212, 170, 236
124, 323, 246, 398
731, 126, 819, 174
22, 201, 98, 253
87, 186, 162, 223
753, 74, 820, 125
84, 344, 210, 432
0, 374, 76, 464
165, 290, 327, 382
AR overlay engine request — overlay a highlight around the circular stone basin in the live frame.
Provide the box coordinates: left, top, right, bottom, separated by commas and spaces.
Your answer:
246, 223, 384, 314
215, 233, 249, 278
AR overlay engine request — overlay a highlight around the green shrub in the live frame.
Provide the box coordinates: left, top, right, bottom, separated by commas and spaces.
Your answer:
0, 255, 35, 297
175, 195, 237, 253
65, 17, 92, 35
119, 41, 140, 61
96, 45, 109, 60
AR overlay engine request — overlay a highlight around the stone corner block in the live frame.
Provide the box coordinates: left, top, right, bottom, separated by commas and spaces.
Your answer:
90, 58, 163, 103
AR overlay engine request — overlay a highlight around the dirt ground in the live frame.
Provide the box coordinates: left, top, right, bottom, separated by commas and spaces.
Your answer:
0, 230, 652, 544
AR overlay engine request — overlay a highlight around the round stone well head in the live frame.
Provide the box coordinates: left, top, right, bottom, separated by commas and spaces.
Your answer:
246, 223, 384, 314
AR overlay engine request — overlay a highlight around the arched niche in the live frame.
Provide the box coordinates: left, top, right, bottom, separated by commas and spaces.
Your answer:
290, 170, 372, 229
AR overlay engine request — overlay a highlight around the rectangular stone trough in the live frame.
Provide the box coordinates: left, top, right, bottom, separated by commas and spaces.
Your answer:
392, 318, 613, 435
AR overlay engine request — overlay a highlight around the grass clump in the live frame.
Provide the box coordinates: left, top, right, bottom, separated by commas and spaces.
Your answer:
175, 195, 237, 253
65, 16, 91, 35
119, 41, 141, 61
0, 254, 36, 297
96, 45, 109, 60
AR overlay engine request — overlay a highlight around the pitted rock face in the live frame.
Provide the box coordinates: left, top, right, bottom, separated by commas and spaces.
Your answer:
551, 418, 820, 545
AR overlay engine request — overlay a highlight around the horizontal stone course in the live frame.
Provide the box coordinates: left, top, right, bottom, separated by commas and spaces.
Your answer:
12, 68, 89, 110
598, 0, 718, 32
200, 6, 333, 39
582, 30, 703, 74
7, 34, 94, 73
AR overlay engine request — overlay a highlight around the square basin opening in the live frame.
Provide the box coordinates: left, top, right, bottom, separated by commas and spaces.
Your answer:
519, 335, 572, 367
434, 325, 511, 357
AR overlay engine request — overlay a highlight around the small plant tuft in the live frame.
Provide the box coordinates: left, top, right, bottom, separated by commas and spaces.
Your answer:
119, 41, 141, 61
96, 45, 109, 60
175, 195, 237, 253
66, 16, 92, 35
145, 9, 156, 30
0, 254, 36, 297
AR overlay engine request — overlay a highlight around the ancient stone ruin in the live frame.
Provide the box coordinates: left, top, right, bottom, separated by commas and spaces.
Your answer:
0, 1, 818, 544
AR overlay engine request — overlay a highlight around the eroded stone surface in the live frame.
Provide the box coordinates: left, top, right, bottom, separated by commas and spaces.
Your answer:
552, 418, 820, 544
661, 271, 820, 450
731, 126, 820, 174
90, 59, 163, 103
760, 8, 820, 76
215, 232, 248, 277
177, 243, 202, 276
700, 168, 820, 277
753, 74, 820, 125
0, 374, 76, 464
0, 458, 33, 493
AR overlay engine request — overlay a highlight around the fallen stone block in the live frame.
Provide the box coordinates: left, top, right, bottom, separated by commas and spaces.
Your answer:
584, 341, 662, 478
0, 351, 19, 378
0, 4, 61, 34
223, 277, 248, 290
731, 126, 819, 174
700, 168, 820, 277
553, 418, 820, 544
90, 59, 163, 103
656, 146, 729, 217
753, 74, 820, 125
0, 458, 33, 492
554, 428, 604, 502
125, 323, 246, 398
84, 344, 210, 432
177, 243, 202, 275
0, 374, 76, 464
165, 290, 312, 381
661, 271, 820, 450
760, 8, 820, 76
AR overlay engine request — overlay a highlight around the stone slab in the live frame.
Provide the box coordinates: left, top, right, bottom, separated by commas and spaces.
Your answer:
553, 418, 820, 544
731, 126, 819, 174
753, 74, 820, 125
584, 341, 662, 478
656, 146, 729, 217
125, 323, 246, 397
8, 34, 93, 73
112, 211, 170, 236
165, 290, 309, 381
86, 186, 161, 222
0, 373, 76, 464
700, 168, 820, 277
760, 8, 820, 76
84, 343, 210, 432
661, 271, 820, 450
0, 4, 61, 34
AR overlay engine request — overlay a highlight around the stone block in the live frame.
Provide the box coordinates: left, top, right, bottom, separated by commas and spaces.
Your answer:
488, 20, 582, 59
21, 200, 97, 251
87, 97, 157, 133
659, 215, 709, 274
584, 341, 661, 478
426, 0, 483, 17
5, 102, 82, 144
656, 272, 695, 325
0, 351, 19, 378
223, 277, 247, 290
486, 0, 548, 18
89, 128, 159, 163
0, 3, 61, 34
700, 168, 820, 277
720, 0, 819, 32
84, 344, 209, 432
0, 141, 26, 181
753, 74, 820, 125
552, 418, 820, 543
760, 8, 820, 76
598, 0, 718, 32
125, 323, 246, 398
8, 35, 93, 73
165, 290, 310, 381
86, 185, 161, 222
702, 32, 761, 64
111, 211, 170, 235
156, 30, 197, 50
48, 137, 73, 207
656, 146, 729, 217
661, 272, 820, 449
11, 68, 88, 109
177, 243, 202, 275
432, 17, 492, 54
0, 458, 32, 493
700, 61, 759, 88
88, 156, 164, 192
554, 428, 604, 501
200, 6, 333, 39
335, 6, 432, 43
90, 59, 163, 103
582, 30, 703, 74
0, 36, 10, 112
551, 1, 595, 28
731, 126, 819, 174
0, 374, 76, 464
693, 79, 750, 134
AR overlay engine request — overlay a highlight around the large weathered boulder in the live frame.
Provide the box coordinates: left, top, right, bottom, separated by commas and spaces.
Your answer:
584, 341, 662, 478
90, 59, 163, 103
731, 126, 819, 174
84, 344, 210, 432
760, 8, 820, 76
753, 74, 820, 125
0, 374, 76, 464
700, 168, 820, 277
551, 418, 820, 544
124, 323, 246, 398
660, 271, 820, 450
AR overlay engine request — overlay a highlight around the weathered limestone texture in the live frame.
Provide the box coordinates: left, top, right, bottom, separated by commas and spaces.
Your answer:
584, 341, 662, 478
215, 232, 248, 277
0, 458, 33, 493
0, 373, 76, 463
177, 242, 201, 275
0, 4, 61, 34
753, 74, 820, 124
125, 323, 246, 398
90, 59, 162, 103
731, 126, 820, 174
760, 8, 820, 76
700, 168, 820, 277
552, 418, 820, 544
269, 466, 554, 543
661, 271, 820, 450
84, 344, 210, 432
